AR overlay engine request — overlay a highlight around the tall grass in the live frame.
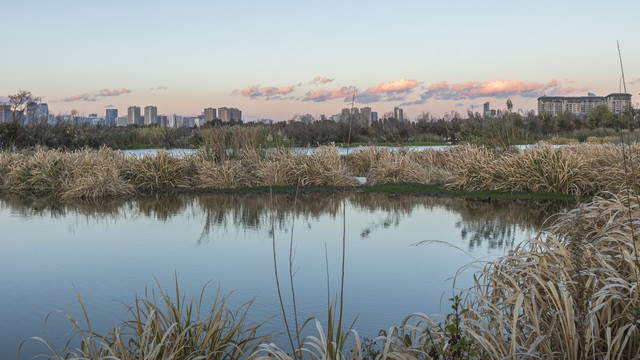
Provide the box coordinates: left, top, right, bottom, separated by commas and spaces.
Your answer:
20, 279, 269, 360
2, 142, 640, 198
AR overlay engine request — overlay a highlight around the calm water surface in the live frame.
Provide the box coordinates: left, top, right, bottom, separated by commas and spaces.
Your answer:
0, 192, 570, 359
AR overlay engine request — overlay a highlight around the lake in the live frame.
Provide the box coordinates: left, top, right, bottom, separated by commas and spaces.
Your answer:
0, 192, 570, 359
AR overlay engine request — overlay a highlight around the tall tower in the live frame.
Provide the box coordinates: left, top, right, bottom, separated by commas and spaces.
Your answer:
128, 106, 141, 125
144, 106, 158, 126
393, 106, 404, 122
105, 109, 118, 127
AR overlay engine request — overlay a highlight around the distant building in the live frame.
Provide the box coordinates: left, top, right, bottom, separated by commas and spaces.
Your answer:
217, 107, 242, 122
538, 93, 632, 117
204, 107, 217, 123
144, 106, 158, 126
361, 107, 372, 125
393, 106, 404, 122
483, 102, 496, 118
128, 106, 141, 125
116, 116, 128, 127
170, 114, 183, 128
0, 104, 12, 123
158, 115, 168, 128
105, 109, 118, 127
183, 117, 198, 127
340, 108, 350, 122
300, 114, 313, 123
37, 103, 48, 117
371, 111, 378, 122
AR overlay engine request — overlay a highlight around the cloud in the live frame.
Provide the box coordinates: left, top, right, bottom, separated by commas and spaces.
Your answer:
357, 78, 423, 104
354, 93, 381, 104
311, 76, 334, 85
0, 96, 9, 103
64, 88, 132, 102
302, 87, 354, 102
235, 84, 296, 100
630, 78, 640, 85
366, 78, 423, 94
455, 103, 465, 108
104, 104, 114, 108
149, 86, 168, 91
409, 79, 589, 104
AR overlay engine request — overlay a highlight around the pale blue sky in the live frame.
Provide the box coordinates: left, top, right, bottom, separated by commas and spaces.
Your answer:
2, 0, 639, 121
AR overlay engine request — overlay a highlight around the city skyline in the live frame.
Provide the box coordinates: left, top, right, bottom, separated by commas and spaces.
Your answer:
2, 0, 639, 122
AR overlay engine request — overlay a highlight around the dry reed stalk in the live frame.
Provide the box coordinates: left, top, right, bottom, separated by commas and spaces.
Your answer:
61, 147, 134, 198
0, 152, 18, 189
4, 147, 69, 195
459, 193, 640, 358
298, 146, 359, 187
254, 148, 301, 186
124, 150, 193, 189
195, 159, 253, 189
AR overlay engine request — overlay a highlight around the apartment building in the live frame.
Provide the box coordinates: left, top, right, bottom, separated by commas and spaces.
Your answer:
538, 93, 631, 117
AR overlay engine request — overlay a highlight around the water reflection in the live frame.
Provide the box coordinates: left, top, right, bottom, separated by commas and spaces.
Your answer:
0, 192, 569, 250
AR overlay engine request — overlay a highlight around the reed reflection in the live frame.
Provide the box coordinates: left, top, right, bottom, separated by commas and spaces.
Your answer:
0, 192, 569, 250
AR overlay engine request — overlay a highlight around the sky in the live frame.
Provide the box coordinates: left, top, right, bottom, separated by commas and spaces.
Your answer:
2, 0, 640, 122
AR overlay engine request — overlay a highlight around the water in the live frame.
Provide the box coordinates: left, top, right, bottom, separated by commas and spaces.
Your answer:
122, 144, 535, 157
0, 192, 569, 359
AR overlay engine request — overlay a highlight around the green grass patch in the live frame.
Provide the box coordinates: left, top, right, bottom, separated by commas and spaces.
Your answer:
363, 182, 589, 201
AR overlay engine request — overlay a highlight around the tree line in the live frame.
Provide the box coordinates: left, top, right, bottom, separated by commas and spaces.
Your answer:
1, 91, 637, 150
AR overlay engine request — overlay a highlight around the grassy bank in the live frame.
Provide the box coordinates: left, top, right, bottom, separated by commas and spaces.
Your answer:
0, 142, 638, 199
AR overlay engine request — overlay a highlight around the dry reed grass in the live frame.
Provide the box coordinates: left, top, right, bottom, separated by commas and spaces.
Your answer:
62, 147, 134, 199
548, 136, 579, 145
3, 142, 640, 198
21, 280, 269, 360
370, 192, 640, 359
124, 150, 194, 190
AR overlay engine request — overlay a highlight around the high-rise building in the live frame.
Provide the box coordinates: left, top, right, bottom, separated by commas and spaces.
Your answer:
538, 93, 632, 117
158, 115, 168, 128
0, 104, 11, 123
204, 108, 217, 123
371, 111, 378, 122
217, 107, 242, 122
361, 107, 372, 125
393, 107, 404, 122
105, 109, 118, 127
170, 114, 183, 128
340, 108, 350, 122
144, 106, 158, 126
128, 106, 141, 125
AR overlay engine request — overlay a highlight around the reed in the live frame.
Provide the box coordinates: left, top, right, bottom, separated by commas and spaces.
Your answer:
20, 279, 269, 360
3, 142, 640, 199
62, 147, 134, 199
124, 150, 194, 190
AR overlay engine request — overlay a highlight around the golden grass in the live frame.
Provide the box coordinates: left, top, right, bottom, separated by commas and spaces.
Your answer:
21, 280, 269, 360
2, 142, 640, 198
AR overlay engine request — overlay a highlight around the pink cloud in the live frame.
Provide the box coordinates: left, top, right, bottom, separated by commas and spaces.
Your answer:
311, 76, 334, 84
427, 81, 449, 91
400, 79, 589, 106
366, 79, 423, 94
425, 79, 588, 100
237, 84, 296, 99
64, 88, 132, 102
630, 78, 640, 85
302, 87, 354, 102
262, 85, 295, 97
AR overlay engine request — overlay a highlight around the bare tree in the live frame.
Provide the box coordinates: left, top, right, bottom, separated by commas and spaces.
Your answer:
9, 90, 33, 125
